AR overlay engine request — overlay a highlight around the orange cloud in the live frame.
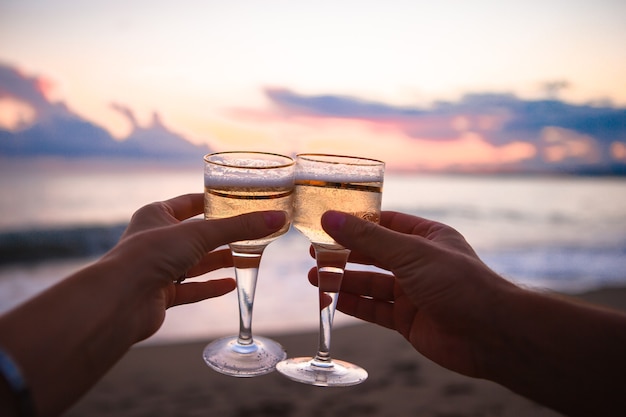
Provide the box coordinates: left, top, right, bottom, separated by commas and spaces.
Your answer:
0, 97, 36, 130
540, 127, 601, 163
385, 133, 537, 172
611, 141, 626, 161
35, 76, 57, 101
217, 111, 537, 172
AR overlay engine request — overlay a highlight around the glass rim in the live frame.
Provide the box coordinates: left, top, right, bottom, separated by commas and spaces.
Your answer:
296, 153, 385, 167
204, 151, 295, 169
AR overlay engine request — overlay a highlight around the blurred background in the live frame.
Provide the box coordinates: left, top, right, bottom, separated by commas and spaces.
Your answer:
1, 0, 625, 343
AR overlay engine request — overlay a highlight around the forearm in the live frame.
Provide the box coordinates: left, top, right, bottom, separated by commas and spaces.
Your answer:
481, 286, 626, 416
0, 259, 138, 416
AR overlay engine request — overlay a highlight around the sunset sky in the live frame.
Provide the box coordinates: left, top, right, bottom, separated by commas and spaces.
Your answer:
1, 0, 625, 172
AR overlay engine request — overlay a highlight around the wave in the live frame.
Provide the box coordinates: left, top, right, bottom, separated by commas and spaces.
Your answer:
398, 204, 619, 226
1, 222, 625, 298
479, 243, 626, 292
0, 224, 127, 266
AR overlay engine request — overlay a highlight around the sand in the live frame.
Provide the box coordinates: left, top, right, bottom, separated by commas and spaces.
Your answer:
65, 287, 626, 417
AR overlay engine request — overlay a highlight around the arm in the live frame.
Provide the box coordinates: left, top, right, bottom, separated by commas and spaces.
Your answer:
0, 194, 286, 416
316, 210, 626, 417
486, 285, 626, 416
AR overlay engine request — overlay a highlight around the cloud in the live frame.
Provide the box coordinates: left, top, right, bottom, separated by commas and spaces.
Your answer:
540, 80, 571, 99
0, 62, 70, 120
0, 63, 209, 161
266, 87, 427, 119
264, 87, 626, 173
120, 111, 209, 158
2, 62, 624, 174
267, 88, 626, 143
110, 102, 139, 129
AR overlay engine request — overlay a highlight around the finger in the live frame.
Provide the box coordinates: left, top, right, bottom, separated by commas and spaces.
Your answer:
341, 270, 396, 301
337, 292, 395, 330
178, 210, 287, 253
382, 211, 478, 256
308, 244, 379, 267
308, 268, 396, 302
171, 278, 236, 307
307, 264, 397, 329
321, 211, 426, 270
122, 194, 205, 239
309, 211, 427, 264
347, 251, 379, 267
161, 193, 204, 221
185, 248, 233, 278
307, 267, 317, 286
379, 211, 432, 234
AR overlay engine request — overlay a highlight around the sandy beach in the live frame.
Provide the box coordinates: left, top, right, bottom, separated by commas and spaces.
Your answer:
66, 287, 626, 417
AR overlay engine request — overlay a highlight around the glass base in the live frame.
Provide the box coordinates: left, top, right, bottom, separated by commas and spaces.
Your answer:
276, 357, 368, 387
203, 335, 286, 377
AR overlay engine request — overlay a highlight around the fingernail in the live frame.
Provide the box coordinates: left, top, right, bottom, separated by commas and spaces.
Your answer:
322, 211, 346, 232
263, 211, 286, 229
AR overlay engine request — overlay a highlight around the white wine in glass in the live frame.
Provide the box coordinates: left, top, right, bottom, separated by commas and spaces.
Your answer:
202, 151, 294, 377
276, 153, 385, 386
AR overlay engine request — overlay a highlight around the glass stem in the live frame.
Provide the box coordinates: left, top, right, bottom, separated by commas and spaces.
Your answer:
230, 246, 265, 348
312, 245, 350, 368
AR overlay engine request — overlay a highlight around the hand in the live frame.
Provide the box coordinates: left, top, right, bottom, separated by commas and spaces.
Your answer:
0, 193, 287, 416
310, 210, 516, 378
101, 193, 287, 342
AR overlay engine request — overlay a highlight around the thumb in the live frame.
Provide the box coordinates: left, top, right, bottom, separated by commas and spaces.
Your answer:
182, 210, 287, 251
321, 210, 417, 270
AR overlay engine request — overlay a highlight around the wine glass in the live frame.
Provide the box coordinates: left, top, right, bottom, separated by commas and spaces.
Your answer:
276, 153, 385, 386
202, 151, 294, 377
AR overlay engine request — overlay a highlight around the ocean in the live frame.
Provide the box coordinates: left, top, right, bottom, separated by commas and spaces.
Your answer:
1, 158, 625, 345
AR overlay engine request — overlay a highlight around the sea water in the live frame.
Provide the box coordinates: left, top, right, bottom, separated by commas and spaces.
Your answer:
1, 158, 625, 344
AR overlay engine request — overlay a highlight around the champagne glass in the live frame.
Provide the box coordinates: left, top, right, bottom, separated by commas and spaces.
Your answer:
276, 153, 385, 386
202, 151, 294, 377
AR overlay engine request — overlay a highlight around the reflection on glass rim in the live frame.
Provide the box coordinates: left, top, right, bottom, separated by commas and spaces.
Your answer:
204, 151, 295, 169
296, 153, 385, 166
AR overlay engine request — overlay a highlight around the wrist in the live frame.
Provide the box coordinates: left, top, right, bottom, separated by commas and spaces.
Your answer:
94, 252, 169, 344
469, 278, 526, 380
85, 257, 148, 346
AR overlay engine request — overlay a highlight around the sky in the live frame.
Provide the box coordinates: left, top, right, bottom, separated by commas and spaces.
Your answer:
1, 0, 626, 172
